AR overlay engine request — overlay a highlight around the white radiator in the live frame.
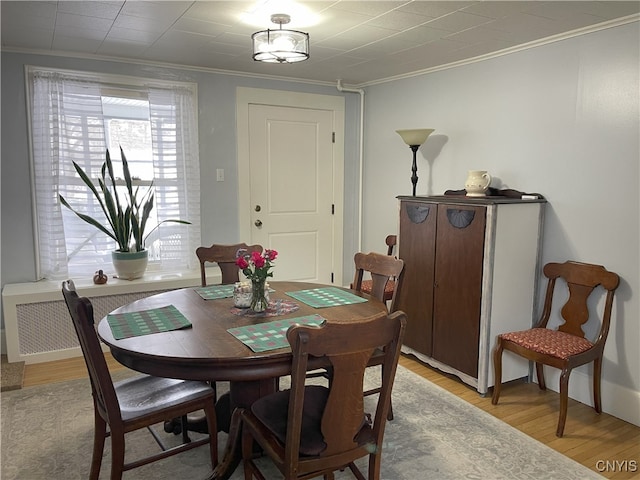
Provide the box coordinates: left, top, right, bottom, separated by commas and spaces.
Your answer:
13, 290, 171, 358
2, 270, 218, 364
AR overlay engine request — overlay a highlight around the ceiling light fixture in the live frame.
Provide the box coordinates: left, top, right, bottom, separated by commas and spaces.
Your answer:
252, 14, 309, 64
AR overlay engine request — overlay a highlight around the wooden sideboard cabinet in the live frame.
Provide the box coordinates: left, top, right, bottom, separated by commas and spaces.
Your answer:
396, 194, 546, 394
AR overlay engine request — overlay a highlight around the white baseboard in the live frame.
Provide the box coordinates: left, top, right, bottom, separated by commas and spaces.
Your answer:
403, 346, 639, 428
538, 367, 640, 428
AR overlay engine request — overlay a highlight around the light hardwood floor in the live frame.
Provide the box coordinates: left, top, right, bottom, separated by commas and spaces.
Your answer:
23, 353, 639, 479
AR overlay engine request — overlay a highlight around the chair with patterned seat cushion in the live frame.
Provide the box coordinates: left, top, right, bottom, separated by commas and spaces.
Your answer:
356, 235, 397, 303
353, 251, 405, 422
61, 280, 218, 479
196, 242, 263, 286
306, 251, 405, 418
240, 310, 406, 480
491, 261, 620, 437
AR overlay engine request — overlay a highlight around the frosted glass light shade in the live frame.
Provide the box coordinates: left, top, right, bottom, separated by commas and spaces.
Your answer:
396, 129, 435, 146
252, 29, 309, 63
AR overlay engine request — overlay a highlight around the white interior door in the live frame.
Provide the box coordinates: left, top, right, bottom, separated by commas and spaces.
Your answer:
237, 88, 344, 285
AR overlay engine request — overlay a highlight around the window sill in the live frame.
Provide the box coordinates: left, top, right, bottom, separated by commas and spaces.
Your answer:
2, 268, 222, 363
2, 268, 221, 303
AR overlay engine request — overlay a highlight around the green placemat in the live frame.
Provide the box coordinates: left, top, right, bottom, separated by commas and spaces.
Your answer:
285, 287, 368, 308
227, 314, 325, 352
194, 284, 235, 300
107, 305, 192, 340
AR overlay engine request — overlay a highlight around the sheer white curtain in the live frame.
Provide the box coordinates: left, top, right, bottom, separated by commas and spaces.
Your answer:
147, 86, 201, 267
28, 67, 200, 280
30, 71, 108, 279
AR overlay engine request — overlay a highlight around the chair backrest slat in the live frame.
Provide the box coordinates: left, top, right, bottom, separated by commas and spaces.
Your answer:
385, 234, 397, 256
352, 251, 404, 311
541, 261, 620, 339
286, 311, 406, 461
196, 243, 263, 286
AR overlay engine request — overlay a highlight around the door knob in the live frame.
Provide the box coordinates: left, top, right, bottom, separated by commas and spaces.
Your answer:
254, 219, 263, 227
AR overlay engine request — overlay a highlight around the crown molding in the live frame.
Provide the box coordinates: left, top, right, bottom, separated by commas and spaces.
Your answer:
3, 14, 637, 91
359, 14, 640, 88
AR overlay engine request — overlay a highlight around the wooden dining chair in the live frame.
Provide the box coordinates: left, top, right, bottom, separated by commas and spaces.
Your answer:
196, 242, 263, 286
307, 251, 404, 419
240, 310, 407, 480
356, 235, 398, 302
188, 242, 263, 435
492, 261, 620, 437
352, 251, 405, 421
61, 280, 218, 479
352, 251, 404, 312
187, 242, 264, 437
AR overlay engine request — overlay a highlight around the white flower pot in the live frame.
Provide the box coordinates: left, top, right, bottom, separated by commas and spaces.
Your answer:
111, 250, 149, 280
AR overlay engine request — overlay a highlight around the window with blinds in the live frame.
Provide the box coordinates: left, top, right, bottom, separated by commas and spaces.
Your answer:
26, 67, 201, 280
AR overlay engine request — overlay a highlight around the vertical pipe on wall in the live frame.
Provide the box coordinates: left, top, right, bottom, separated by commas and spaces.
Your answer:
336, 80, 365, 251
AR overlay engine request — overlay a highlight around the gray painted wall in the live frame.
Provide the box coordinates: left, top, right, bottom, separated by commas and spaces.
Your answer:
362, 23, 639, 424
0, 53, 362, 289
1, 21, 638, 424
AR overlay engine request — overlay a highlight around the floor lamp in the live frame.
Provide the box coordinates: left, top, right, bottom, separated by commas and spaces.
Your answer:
396, 129, 435, 196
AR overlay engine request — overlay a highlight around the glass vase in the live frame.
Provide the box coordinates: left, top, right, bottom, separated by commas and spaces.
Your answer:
233, 282, 252, 308
250, 278, 269, 313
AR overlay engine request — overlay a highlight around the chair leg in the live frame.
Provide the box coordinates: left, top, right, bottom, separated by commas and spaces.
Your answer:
204, 401, 219, 467
109, 429, 126, 480
180, 415, 191, 443
535, 362, 546, 390
556, 368, 572, 437
383, 363, 393, 421
91, 413, 107, 480
368, 451, 382, 480
241, 418, 257, 480
491, 340, 503, 405
593, 357, 603, 413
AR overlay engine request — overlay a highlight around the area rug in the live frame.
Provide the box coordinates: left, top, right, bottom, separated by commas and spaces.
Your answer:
0, 365, 602, 479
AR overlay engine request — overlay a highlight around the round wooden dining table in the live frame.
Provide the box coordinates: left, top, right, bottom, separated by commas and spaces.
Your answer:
97, 281, 388, 480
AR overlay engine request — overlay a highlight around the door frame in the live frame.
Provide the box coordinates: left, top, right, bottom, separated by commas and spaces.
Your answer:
236, 87, 345, 285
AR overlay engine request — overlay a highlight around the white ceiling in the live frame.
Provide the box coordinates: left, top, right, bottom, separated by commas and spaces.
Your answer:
2, 1, 639, 86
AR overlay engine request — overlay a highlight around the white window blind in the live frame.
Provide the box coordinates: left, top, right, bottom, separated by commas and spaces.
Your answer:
27, 67, 201, 280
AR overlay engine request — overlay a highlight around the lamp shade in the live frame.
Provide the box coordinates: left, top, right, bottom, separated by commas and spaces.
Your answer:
252, 28, 309, 63
252, 14, 309, 64
396, 129, 435, 146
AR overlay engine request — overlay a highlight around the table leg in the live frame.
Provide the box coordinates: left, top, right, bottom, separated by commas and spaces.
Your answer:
205, 408, 243, 480
205, 378, 278, 480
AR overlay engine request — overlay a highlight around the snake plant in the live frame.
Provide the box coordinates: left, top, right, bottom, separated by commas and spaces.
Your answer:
59, 147, 190, 253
